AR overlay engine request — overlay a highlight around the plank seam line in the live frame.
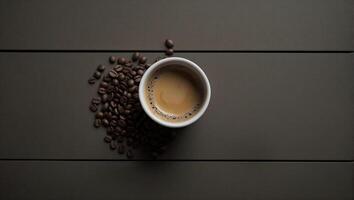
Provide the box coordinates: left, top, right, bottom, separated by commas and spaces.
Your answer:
0, 159, 352, 162
0, 50, 353, 53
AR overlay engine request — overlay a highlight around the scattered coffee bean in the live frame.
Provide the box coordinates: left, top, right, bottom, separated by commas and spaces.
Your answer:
165, 48, 174, 56
100, 81, 109, 88
98, 87, 106, 95
138, 56, 147, 64
118, 57, 126, 65
93, 71, 101, 79
95, 112, 104, 119
102, 119, 109, 127
89, 104, 98, 112
109, 56, 117, 64
165, 39, 174, 48
104, 135, 112, 143
88, 77, 96, 84
97, 64, 106, 72
132, 52, 140, 62
110, 141, 117, 150
118, 73, 125, 81
92, 97, 101, 105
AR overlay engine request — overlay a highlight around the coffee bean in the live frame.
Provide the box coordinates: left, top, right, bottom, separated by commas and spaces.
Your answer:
114, 65, 123, 72
104, 135, 112, 143
95, 112, 104, 119
126, 149, 134, 159
98, 87, 106, 95
118, 119, 126, 127
133, 93, 139, 99
93, 71, 101, 79
118, 145, 125, 154
134, 77, 141, 83
94, 119, 101, 128
109, 141, 117, 150
110, 119, 117, 127
118, 73, 125, 81
112, 79, 119, 86
97, 64, 106, 72
165, 39, 174, 48
126, 93, 132, 98
109, 70, 118, 78
100, 81, 109, 88
137, 69, 144, 76
165, 48, 174, 56
110, 101, 117, 108
128, 79, 135, 86
128, 86, 137, 93
117, 135, 124, 143
91, 97, 101, 104
132, 52, 140, 62
88, 77, 96, 84
102, 119, 109, 127
89, 104, 98, 112
138, 56, 147, 64
101, 94, 109, 103
103, 75, 111, 82
109, 56, 117, 64
118, 57, 126, 65
125, 62, 132, 67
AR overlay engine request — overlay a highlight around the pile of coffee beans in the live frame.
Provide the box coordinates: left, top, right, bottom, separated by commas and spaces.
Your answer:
88, 40, 176, 159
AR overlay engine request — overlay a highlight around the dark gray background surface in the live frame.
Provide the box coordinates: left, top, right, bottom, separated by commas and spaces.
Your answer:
0, 0, 352, 199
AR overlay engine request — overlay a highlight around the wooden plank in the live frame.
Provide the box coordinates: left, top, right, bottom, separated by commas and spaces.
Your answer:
0, 0, 352, 51
0, 161, 351, 200
0, 53, 352, 160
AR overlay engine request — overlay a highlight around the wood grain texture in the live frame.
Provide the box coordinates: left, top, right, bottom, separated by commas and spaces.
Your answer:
0, 0, 353, 51
0, 161, 352, 200
0, 53, 352, 160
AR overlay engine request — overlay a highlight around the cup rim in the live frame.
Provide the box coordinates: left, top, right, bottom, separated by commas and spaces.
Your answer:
138, 57, 211, 128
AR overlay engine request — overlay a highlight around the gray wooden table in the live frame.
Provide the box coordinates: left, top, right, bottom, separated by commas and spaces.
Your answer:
0, 0, 353, 199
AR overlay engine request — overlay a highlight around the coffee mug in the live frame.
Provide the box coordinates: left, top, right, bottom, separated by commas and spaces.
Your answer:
139, 57, 211, 128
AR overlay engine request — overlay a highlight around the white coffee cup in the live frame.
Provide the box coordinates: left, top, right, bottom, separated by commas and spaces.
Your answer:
139, 57, 211, 128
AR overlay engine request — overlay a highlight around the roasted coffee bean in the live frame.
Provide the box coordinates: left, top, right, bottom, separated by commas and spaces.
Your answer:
109, 56, 117, 64
134, 77, 141, 83
101, 94, 108, 103
126, 104, 133, 109
103, 75, 111, 82
132, 52, 140, 62
94, 119, 101, 128
98, 87, 106, 95
125, 62, 132, 67
130, 70, 137, 76
89, 104, 98, 112
137, 69, 144, 75
110, 141, 117, 150
120, 96, 128, 104
95, 112, 104, 119
110, 101, 117, 108
165, 48, 174, 56
88, 77, 96, 84
126, 93, 132, 99
124, 109, 131, 115
102, 119, 109, 127
138, 56, 147, 64
126, 149, 134, 158
118, 73, 125, 81
109, 70, 118, 78
100, 81, 109, 88
110, 120, 117, 127
91, 97, 101, 104
104, 135, 112, 143
118, 119, 126, 127
128, 79, 135, 86
93, 71, 101, 79
165, 39, 174, 48
128, 86, 137, 93
133, 93, 139, 99
119, 115, 126, 120
97, 64, 106, 72
114, 65, 123, 72
118, 144, 125, 154
100, 102, 108, 112
118, 57, 126, 65
121, 130, 127, 136
106, 126, 114, 135
112, 79, 119, 86
118, 104, 124, 113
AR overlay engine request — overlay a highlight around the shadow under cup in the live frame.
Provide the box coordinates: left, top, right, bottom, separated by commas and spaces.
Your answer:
139, 57, 211, 128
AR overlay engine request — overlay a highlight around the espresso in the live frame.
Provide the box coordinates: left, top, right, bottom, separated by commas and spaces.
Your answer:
145, 65, 204, 122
